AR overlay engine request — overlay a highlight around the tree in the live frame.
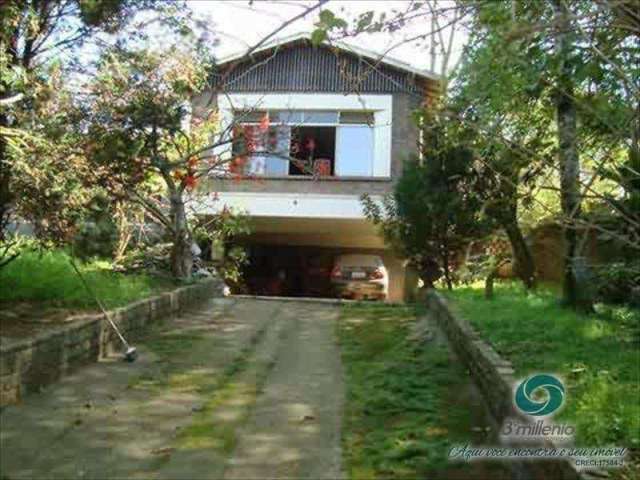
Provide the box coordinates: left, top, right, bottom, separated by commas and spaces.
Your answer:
81, 46, 229, 278
552, 0, 591, 311
319, 0, 638, 306
447, 4, 560, 292
0, 0, 161, 263
364, 111, 488, 290
449, 0, 638, 308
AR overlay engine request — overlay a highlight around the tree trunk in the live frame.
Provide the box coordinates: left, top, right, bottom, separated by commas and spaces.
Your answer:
484, 270, 495, 299
0, 112, 12, 241
169, 191, 193, 279
441, 243, 453, 291
502, 219, 536, 290
554, 0, 593, 312
487, 159, 536, 290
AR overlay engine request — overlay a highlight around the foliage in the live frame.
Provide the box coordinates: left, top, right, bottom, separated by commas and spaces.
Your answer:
72, 194, 119, 259
312, 0, 638, 302
596, 144, 640, 250
192, 208, 250, 285
446, 282, 639, 447
338, 303, 511, 479
115, 242, 175, 274
0, 0, 164, 244
311, 2, 464, 78
457, 234, 511, 285
593, 261, 640, 305
7, 67, 95, 244
85, 46, 215, 187
452, 0, 639, 308
363, 111, 488, 290
81, 45, 239, 279
0, 243, 173, 309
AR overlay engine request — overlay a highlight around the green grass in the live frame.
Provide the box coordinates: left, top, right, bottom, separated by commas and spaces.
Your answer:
0, 247, 174, 309
445, 282, 640, 449
338, 303, 511, 479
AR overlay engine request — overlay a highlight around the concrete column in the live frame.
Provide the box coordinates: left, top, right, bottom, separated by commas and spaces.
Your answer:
381, 252, 406, 302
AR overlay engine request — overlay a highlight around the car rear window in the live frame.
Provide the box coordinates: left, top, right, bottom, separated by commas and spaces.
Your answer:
335, 255, 383, 268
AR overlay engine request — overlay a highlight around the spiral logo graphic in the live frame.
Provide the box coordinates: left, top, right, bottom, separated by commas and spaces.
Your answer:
514, 374, 565, 416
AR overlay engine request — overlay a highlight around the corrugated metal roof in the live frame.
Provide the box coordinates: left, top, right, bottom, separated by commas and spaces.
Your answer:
217, 32, 440, 81
213, 39, 433, 95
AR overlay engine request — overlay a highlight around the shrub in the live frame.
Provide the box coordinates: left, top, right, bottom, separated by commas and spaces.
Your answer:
593, 261, 640, 304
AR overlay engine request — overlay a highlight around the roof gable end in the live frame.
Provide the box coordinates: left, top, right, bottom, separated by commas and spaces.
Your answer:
214, 33, 440, 95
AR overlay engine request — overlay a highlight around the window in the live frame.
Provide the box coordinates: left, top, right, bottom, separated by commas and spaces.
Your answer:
232, 110, 375, 177
271, 110, 303, 124
271, 110, 338, 124
290, 126, 335, 176
335, 126, 373, 176
303, 111, 339, 124
264, 127, 290, 175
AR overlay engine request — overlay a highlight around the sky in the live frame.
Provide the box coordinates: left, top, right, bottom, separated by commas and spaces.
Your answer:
186, 0, 468, 75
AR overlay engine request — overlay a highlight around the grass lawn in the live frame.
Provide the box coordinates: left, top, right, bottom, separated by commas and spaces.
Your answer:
445, 282, 640, 449
0, 248, 175, 310
337, 303, 512, 480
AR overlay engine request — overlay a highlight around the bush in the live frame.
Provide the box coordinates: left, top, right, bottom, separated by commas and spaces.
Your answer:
72, 194, 118, 260
593, 261, 640, 304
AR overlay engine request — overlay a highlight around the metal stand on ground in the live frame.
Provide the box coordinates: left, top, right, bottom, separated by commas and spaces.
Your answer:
69, 258, 137, 362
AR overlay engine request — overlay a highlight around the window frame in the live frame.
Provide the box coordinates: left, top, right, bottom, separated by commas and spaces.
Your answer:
233, 109, 376, 178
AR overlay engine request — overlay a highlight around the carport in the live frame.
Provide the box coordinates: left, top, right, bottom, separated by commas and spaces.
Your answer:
232, 216, 414, 302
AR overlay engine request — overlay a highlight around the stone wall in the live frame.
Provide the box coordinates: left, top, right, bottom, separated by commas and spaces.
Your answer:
425, 290, 597, 480
0, 279, 223, 407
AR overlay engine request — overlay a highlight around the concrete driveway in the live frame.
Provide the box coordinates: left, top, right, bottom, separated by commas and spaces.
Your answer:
0, 298, 344, 480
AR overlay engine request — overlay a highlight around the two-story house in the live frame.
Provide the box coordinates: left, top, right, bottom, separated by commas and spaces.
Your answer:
193, 33, 440, 301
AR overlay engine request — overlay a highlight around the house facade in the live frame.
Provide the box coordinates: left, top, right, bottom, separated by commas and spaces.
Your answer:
192, 33, 440, 301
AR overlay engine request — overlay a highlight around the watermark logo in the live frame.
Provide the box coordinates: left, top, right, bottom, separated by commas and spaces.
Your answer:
449, 372, 627, 469
514, 374, 565, 417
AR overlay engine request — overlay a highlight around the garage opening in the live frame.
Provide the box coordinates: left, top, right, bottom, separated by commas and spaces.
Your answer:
236, 244, 393, 301
241, 245, 334, 297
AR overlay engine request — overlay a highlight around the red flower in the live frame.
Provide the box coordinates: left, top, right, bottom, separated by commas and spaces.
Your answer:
230, 156, 246, 172
183, 175, 197, 190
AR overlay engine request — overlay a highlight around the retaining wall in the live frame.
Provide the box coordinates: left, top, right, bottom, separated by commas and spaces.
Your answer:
0, 278, 223, 407
425, 290, 599, 480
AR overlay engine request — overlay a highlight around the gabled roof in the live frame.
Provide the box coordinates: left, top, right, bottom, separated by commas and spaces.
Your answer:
216, 32, 441, 83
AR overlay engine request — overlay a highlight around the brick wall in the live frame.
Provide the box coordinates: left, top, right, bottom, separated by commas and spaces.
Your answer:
0, 279, 224, 407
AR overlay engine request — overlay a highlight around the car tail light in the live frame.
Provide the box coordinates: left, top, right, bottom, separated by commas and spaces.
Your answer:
370, 268, 384, 280
331, 266, 342, 278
